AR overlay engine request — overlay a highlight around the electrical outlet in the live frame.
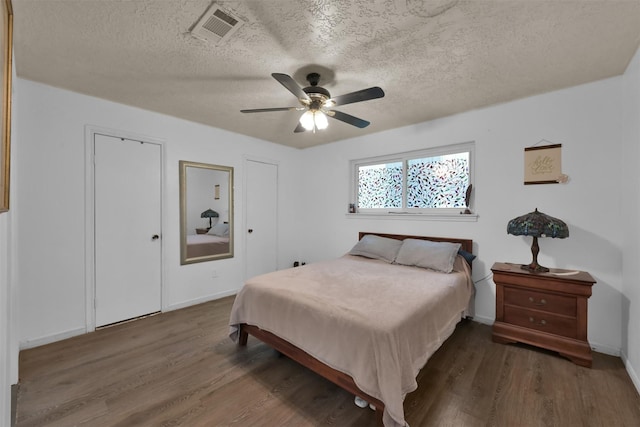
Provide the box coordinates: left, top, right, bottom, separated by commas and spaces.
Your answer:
212, 270, 218, 278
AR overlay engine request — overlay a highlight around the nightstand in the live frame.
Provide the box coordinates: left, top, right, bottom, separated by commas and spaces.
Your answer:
491, 262, 596, 367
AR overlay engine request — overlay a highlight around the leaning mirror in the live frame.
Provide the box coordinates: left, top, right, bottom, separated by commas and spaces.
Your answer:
180, 161, 233, 264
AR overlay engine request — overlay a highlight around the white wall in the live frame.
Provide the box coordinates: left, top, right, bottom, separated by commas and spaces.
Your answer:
621, 47, 640, 391
298, 75, 626, 356
14, 78, 304, 348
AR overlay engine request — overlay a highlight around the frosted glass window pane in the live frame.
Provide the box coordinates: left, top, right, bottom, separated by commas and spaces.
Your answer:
407, 153, 469, 208
358, 162, 403, 208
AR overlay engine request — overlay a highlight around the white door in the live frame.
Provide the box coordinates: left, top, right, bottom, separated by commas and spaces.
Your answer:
245, 160, 278, 280
94, 134, 162, 327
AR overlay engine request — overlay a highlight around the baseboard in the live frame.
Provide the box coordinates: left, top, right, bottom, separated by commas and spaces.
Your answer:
19, 327, 86, 350
165, 289, 238, 312
470, 314, 494, 325
621, 350, 640, 396
589, 341, 620, 357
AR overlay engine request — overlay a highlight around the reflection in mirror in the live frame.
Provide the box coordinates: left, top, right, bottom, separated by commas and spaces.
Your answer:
180, 161, 233, 264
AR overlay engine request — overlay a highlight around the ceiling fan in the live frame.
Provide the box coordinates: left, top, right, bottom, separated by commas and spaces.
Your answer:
241, 72, 385, 133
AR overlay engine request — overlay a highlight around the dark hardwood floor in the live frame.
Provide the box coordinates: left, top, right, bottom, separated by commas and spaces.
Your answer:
15, 296, 640, 426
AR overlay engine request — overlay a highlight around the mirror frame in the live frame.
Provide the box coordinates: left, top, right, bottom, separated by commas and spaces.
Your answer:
179, 160, 234, 265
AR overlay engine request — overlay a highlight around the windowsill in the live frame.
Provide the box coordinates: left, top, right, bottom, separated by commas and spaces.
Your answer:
345, 212, 479, 222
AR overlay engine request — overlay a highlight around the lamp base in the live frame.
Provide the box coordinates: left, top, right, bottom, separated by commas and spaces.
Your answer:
521, 236, 550, 273
520, 263, 549, 273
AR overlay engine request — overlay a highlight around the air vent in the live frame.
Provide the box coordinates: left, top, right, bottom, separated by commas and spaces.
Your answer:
191, 4, 244, 43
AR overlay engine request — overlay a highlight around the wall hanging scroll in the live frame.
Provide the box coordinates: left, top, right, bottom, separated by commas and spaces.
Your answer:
524, 143, 566, 185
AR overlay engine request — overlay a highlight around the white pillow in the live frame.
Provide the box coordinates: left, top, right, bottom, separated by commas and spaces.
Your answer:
348, 234, 403, 263
208, 223, 229, 237
395, 239, 461, 273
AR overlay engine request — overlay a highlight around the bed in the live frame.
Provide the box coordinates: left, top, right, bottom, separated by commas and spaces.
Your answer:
229, 232, 474, 427
185, 234, 229, 258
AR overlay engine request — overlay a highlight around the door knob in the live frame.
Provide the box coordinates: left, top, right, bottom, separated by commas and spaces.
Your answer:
152, 234, 159, 240
248, 229, 253, 233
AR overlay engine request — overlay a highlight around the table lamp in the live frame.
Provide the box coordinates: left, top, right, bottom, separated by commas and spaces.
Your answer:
201, 209, 219, 229
507, 208, 569, 273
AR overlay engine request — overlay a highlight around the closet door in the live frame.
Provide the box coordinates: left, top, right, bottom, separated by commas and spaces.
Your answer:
245, 159, 278, 280
94, 134, 162, 327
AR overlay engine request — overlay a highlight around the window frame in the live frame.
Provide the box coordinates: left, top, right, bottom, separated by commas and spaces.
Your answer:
350, 141, 476, 220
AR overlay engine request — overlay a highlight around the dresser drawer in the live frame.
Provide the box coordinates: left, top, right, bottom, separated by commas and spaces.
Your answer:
504, 286, 576, 316
503, 306, 578, 339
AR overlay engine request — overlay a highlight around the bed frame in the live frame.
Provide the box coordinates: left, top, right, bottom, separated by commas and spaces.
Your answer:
237, 232, 473, 426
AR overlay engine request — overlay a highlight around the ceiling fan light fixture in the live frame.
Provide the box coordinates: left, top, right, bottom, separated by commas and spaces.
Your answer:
315, 111, 328, 130
323, 99, 336, 108
300, 110, 328, 131
300, 110, 315, 131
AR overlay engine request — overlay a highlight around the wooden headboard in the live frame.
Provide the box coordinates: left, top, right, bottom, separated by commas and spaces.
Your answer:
358, 232, 473, 255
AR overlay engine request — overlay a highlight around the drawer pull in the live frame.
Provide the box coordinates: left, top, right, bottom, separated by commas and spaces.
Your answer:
528, 296, 547, 306
529, 317, 547, 326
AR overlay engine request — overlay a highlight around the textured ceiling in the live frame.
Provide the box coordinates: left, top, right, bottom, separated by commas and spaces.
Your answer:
11, 0, 640, 149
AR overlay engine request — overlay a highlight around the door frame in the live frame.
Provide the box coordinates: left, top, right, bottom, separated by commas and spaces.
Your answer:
84, 125, 166, 332
243, 155, 279, 281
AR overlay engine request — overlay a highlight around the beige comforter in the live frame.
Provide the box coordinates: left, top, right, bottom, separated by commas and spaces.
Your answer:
229, 254, 474, 427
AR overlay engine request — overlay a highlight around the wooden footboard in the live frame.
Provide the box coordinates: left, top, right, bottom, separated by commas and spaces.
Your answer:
239, 323, 385, 426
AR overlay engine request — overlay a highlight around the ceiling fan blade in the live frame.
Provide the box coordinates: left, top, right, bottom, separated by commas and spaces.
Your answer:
330, 87, 385, 107
272, 73, 311, 102
241, 107, 300, 113
294, 122, 306, 133
326, 110, 371, 128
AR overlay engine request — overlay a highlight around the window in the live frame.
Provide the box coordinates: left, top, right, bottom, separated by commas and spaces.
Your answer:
352, 142, 474, 217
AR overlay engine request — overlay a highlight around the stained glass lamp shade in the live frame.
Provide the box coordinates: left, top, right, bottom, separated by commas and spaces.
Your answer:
201, 209, 219, 228
507, 208, 569, 273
